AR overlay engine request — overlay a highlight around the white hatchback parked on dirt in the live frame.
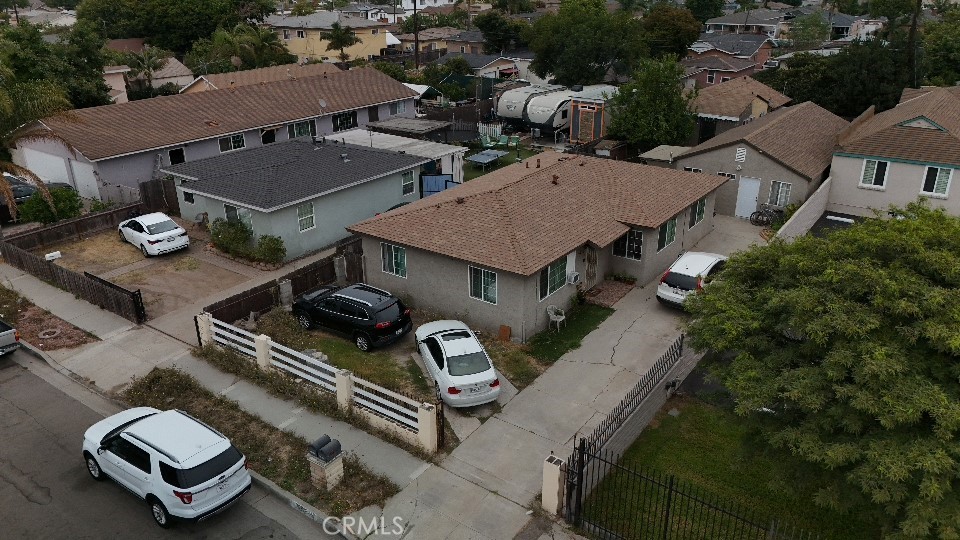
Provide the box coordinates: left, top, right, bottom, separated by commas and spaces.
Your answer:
119, 212, 189, 257
656, 252, 728, 308
416, 320, 501, 407
82, 407, 252, 528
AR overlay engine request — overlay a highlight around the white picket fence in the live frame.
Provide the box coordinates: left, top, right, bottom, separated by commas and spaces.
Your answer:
202, 314, 436, 451
477, 121, 503, 138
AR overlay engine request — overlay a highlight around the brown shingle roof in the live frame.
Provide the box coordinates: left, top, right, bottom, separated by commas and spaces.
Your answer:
348, 155, 725, 276
840, 87, 960, 167
682, 101, 848, 180
106, 38, 145, 53
186, 63, 343, 91
691, 76, 791, 119
681, 55, 755, 74
40, 67, 417, 161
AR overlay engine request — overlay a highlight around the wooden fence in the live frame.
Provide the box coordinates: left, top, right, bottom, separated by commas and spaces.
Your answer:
139, 177, 180, 216
0, 242, 146, 323
3, 203, 143, 251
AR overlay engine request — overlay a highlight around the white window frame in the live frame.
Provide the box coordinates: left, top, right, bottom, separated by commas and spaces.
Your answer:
683, 166, 703, 173
390, 101, 406, 115
297, 202, 315, 232
296, 29, 306, 39
183, 191, 195, 204
224, 204, 252, 227
381, 242, 407, 278
218, 134, 245, 153
612, 228, 643, 260
717, 171, 736, 179
689, 197, 706, 228
859, 159, 889, 189
468, 266, 497, 304
332, 110, 358, 132
707, 70, 716, 84
401, 170, 415, 196
735, 147, 747, 162
538, 257, 567, 301
657, 217, 677, 252
768, 181, 792, 207
721, 76, 731, 82
920, 166, 952, 198
282, 29, 291, 40
288, 119, 316, 139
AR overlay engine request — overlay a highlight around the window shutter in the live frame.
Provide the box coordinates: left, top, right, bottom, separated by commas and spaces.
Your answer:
935, 168, 951, 194
861, 160, 877, 184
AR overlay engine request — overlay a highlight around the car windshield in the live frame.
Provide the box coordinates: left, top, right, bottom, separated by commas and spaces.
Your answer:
447, 351, 490, 377
375, 300, 403, 322
664, 272, 700, 291
165, 445, 243, 489
146, 219, 179, 235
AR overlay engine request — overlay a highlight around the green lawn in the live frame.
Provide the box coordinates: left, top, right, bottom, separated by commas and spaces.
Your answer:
527, 304, 614, 363
582, 397, 885, 539
463, 146, 542, 182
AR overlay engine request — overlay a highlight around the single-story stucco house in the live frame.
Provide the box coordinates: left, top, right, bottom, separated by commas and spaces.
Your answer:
347, 154, 726, 341
160, 139, 429, 260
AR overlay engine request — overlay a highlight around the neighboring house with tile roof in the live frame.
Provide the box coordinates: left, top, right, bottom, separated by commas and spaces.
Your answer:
12, 67, 417, 202
446, 30, 485, 55
687, 33, 776, 72
161, 139, 429, 260
680, 55, 757, 89
704, 9, 785, 38
434, 52, 518, 78
394, 26, 461, 52
689, 76, 791, 144
347, 154, 725, 338
674, 102, 847, 218
130, 57, 194, 90
179, 63, 343, 94
338, 3, 406, 24
102, 65, 130, 104
263, 12, 388, 62
827, 86, 960, 217
105, 38, 146, 53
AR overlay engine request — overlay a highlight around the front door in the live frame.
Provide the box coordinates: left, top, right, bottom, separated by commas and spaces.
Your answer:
735, 177, 761, 218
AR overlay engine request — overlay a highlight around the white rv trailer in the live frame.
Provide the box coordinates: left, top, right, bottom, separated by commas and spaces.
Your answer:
495, 84, 565, 122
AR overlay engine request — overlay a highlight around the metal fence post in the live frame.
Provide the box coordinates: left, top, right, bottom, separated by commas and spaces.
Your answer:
663, 475, 675, 540
572, 437, 586, 527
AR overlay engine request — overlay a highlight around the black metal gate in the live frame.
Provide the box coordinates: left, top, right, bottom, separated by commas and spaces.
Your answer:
84, 272, 147, 323
436, 398, 446, 450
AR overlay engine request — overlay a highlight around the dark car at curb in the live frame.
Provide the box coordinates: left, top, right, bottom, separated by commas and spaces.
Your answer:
292, 283, 413, 351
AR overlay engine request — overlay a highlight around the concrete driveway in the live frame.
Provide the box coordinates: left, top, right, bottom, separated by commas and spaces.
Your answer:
379, 216, 764, 538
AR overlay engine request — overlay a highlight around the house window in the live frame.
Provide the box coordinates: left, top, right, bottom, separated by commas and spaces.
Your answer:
297, 202, 315, 232
707, 70, 716, 84
538, 257, 566, 301
860, 159, 888, 188
287, 120, 316, 139
261, 127, 278, 144
657, 217, 677, 251
683, 166, 703, 173
721, 77, 731, 82
689, 197, 706, 228
469, 266, 497, 304
296, 30, 305, 39
283, 29, 291, 40
368, 105, 380, 122
168, 148, 185, 165
735, 147, 747, 162
371, 29, 379, 35
183, 192, 194, 204
390, 101, 406, 115
381, 242, 407, 277
921, 166, 951, 196
460, 45, 466, 53
612, 228, 643, 260
219, 134, 245, 153
332, 110, 358, 132
224, 204, 251, 227
717, 172, 736, 179
768, 181, 792, 206
402, 171, 415, 196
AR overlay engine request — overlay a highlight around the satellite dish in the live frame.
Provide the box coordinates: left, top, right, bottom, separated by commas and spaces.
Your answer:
318, 99, 327, 108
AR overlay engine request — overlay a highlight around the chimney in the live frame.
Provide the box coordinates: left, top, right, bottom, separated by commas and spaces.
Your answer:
456, 197, 465, 204
536, 158, 541, 168
552, 175, 559, 185
526, 162, 529, 168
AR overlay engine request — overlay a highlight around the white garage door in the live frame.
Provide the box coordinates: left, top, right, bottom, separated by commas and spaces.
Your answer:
21, 148, 70, 184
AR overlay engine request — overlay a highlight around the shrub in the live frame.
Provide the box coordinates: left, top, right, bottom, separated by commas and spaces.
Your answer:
89, 199, 115, 213
210, 218, 253, 257
18, 188, 83, 224
256, 235, 286, 264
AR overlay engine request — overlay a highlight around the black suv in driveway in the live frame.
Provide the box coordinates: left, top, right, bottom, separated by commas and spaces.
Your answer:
292, 283, 413, 351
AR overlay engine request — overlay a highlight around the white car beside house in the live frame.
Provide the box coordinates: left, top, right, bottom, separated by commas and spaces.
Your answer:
119, 212, 189, 257
656, 252, 727, 308
416, 320, 501, 407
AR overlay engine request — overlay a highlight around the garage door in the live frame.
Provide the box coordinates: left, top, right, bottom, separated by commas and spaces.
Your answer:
21, 148, 69, 184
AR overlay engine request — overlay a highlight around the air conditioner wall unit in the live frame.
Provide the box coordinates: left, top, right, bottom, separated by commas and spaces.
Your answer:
567, 271, 581, 285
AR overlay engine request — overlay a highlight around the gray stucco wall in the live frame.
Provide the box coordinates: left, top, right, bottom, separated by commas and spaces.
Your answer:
15, 99, 415, 200
674, 146, 818, 216
179, 164, 421, 260
827, 155, 960, 217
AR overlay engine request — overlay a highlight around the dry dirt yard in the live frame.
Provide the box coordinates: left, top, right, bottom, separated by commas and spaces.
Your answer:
44, 228, 143, 275
112, 254, 248, 318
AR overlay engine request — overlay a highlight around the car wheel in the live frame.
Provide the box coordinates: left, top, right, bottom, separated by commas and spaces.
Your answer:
140, 244, 150, 257
118, 229, 125, 243
150, 498, 172, 529
355, 333, 371, 352
84, 452, 104, 481
294, 311, 313, 330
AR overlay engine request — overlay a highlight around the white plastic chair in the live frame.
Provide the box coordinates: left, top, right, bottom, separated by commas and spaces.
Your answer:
547, 305, 566, 332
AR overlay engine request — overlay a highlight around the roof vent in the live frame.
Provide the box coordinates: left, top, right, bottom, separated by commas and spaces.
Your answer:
205, 120, 219, 127
456, 197, 465, 204
579, 161, 585, 166
340, 153, 349, 162
552, 175, 559, 185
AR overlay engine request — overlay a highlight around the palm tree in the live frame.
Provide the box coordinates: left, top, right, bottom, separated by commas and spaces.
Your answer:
321, 22, 362, 63
234, 24, 293, 68
126, 46, 170, 90
0, 62, 72, 220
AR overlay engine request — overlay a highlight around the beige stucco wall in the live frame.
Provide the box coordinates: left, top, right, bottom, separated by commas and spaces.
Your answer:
674, 146, 819, 216
280, 27, 387, 61
827, 155, 960, 217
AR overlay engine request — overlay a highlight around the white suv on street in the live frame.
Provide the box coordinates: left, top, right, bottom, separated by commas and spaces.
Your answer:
82, 407, 252, 528
656, 252, 728, 308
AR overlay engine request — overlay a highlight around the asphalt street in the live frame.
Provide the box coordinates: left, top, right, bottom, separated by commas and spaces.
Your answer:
0, 350, 336, 540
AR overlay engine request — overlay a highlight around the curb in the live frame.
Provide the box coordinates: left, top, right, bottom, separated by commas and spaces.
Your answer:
247, 470, 347, 539
18, 339, 129, 406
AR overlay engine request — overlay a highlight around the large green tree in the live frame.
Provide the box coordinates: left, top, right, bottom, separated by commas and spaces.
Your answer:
607, 56, 695, 150
786, 13, 832, 52
528, 0, 646, 85
473, 11, 529, 54
922, 10, 960, 85
185, 24, 296, 75
685, 0, 723, 23
640, 4, 702, 59
687, 202, 960, 538
398, 11, 469, 33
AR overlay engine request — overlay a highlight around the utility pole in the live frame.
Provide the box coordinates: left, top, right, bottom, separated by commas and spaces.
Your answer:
414, 0, 420, 69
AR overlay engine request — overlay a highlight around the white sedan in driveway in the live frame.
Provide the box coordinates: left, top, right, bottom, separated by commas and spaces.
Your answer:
119, 212, 190, 257
416, 320, 501, 407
